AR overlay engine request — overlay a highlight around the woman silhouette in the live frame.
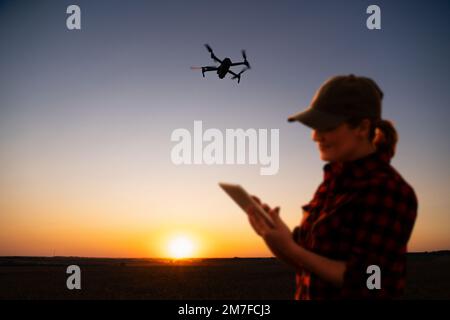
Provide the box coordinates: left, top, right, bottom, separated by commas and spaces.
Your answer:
247, 74, 417, 299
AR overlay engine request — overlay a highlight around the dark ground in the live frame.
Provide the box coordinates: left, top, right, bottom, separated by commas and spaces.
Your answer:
0, 252, 449, 299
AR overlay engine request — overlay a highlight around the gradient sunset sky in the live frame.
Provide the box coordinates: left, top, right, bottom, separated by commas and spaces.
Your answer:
0, 0, 449, 258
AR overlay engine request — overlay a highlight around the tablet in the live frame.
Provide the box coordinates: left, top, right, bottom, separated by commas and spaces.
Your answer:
219, 182, 275, 228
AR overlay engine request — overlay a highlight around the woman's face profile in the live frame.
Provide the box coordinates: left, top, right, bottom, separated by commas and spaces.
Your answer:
311, 120, 371, 162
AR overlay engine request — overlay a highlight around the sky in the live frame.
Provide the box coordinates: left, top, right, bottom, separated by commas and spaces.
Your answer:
0, 0, 449, 258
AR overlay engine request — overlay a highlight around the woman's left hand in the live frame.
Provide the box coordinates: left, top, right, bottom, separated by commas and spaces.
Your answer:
247, 196, 296, 262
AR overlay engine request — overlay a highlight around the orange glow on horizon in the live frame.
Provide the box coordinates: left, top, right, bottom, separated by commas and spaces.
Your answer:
167, 235, 195, 259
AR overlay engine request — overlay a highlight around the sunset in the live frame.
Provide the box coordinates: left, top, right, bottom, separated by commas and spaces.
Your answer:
0, 0, 449, 305
167, 235, 195, 259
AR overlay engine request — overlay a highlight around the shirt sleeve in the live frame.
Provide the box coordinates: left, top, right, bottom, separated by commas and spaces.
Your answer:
340, 178, 418, 299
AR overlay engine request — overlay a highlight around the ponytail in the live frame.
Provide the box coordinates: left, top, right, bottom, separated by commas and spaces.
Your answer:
347, 117, 399, 159
373, 119, 398, 158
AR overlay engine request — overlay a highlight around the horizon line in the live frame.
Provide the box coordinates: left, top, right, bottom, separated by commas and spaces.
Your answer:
1, 250, 450, 260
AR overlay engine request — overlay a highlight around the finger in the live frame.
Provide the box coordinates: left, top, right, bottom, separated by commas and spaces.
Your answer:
248, 212, 264, 236
254, 208, 274, 231
247, 214, 258, 234
262, 203, 271, 213
249, 210, 269, 234
250, 210, 264, 229
251, 195, 262, 204
268, 206, 281, 222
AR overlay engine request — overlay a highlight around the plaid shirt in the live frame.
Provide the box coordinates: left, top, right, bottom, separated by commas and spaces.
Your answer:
293, 148, 418, 299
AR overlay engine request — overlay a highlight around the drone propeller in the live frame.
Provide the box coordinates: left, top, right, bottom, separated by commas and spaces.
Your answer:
241, 50, 251, 68
205, 44, 213, 53
238, 67, 249, 76
190, 66, 203, 70
231, 67, 249, 83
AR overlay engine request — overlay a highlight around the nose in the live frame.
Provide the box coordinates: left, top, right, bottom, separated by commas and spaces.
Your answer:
311, 129, 324, 143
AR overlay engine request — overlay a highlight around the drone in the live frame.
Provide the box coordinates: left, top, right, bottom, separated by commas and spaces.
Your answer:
191, 44, 251, 83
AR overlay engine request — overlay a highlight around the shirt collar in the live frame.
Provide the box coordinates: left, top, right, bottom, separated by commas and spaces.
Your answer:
323, 147, 392, 181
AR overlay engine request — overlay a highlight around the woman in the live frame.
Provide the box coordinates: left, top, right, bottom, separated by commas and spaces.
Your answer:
247, 74, 417, 299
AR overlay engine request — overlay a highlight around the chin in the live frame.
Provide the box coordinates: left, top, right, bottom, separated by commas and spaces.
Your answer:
319, 151, 337, 162
319, 152, 331, 162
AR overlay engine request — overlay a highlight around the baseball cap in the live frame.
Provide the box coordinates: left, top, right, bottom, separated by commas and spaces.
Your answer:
287, 74, 383, 131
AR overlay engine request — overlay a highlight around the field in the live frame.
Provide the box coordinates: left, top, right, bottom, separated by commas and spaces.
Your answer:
0, 252, 449, 299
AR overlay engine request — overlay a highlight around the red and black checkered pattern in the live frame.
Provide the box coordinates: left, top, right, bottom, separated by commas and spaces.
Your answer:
293, 148, 417, 299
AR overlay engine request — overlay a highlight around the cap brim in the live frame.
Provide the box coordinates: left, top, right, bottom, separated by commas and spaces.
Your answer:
287, 107, 348, 131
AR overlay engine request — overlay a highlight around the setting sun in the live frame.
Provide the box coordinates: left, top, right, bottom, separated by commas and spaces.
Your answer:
168, 236, 195, 259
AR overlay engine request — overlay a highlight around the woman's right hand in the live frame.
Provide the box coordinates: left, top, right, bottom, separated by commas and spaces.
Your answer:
246, 196, 272, 231
246, 195, 298, 266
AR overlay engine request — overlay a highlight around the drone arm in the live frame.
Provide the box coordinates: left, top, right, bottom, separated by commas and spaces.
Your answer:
227, 70, 241, 83
230, 62, 246, 67
203, 66, 218, 71
201, 66, 218, 77
205, 44, 222, 63
210, 53, 222, 64
227, 70, 239, 77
